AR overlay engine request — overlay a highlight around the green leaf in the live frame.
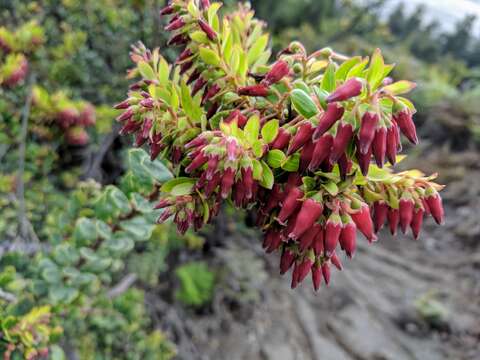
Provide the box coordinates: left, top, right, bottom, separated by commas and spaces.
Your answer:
383, 80, 417, 95
42, 267, 61, 284
199, 47, 221, 66
367, 48, 385, 89
336, 56, 361, 81
73, 217, 97, 244
170, 181, 195, 196
158, 57, 170, 84
49, 286, 79, 305
181, 81, 203, 121
259, 161, 274, 189
252, 159, 263, 180
247, 34, 268, 66
347, 58, 369, 79
107, 186, 131, 215
161, 177, 194, 193
290, 89, 318, 119
321, 63, 336, 92
138, 61, 155, 80
282, 153, 300, 172
120, 216, 155, 241
322, 181, 339, 196
266, 149, 286, 168
261, 119, 279, 143
244, 114, 260, 144
190, 31, 209, 44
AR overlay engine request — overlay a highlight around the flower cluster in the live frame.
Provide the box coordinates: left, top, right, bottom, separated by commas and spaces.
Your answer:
0, 21, 44, 87
115, 0, 445, 291
32, 86, 96, 145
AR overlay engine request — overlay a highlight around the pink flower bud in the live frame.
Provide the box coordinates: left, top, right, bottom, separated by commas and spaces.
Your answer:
192, 77, 207, 96
221, 167, 236, 199
393, 106, 418, 145
299, 140, 315, 172
159, 4, 175, 16
339, 221, 356, 258
114, 99, 130, 109
411, 208, 424, 239
308, 133, 333, 171
226, 137, 239, 161
287, 122, 314, 155
291, 262, 300, 289
241, 166, 254, 199
238, 84, 269, 97
330, 252, 343, 271
120, 118, 141, 135
350, 203, 376, 242
299, 223, 322, 252
311, 263, 322, 291
325, 213, 342, 256
187, 69, 201, 85
205, 155, 220, 180
358, 111, 379, 154
387, 208, 399, 235
425, 191, 444, 225
270, 127, 291, 150
313, 227, 324, 256
179, 60, 193, 75
372, 126, 387, 167
399, 196, 414, 234
262, 60, 290, 86
326, 78, 362, 103
200, 0, 210, 9
202, 83, 221, 105
154, 198, 173, 209
280, 248, 296, 275
265, 229, 282, 253
313, 102, 344, 140
116, 108, 134, 122
140, 98, 154, 108
297, 257, 314, 283
176, 48, 193, 63
373, 201, 388, 233
157, 208, 174, 223
150, 143, 163, 161
330, 122, 353, 163
338, 152, 352, 180
321, 262, 331, 285
165, 17, 185, 31
355, 137, 373, 176
263, 184, 283, 213
289, 199, 324, 240
167, 34, 188, 46
277, 187, 303, 224
205, 172, 221, 196
198, 19, 217, 41
185, 152, 208, 173
386, 123, 399, 165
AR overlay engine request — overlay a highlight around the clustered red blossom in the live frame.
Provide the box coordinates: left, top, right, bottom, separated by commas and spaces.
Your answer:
115, 0, 445, 291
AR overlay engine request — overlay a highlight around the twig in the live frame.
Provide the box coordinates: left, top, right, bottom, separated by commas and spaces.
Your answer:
107, 273, 138, 299
16, 73, 36, 241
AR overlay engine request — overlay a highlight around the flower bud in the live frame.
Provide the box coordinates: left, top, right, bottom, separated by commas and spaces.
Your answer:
355, 137, 373, 176
373, 201, 388, 233
330, 252, 343, 271
372, 126, 387, 167
192, 77, 207, 96
399, 194, 414, 234
325, 213, 342, 256
313, 227, 324, 256
338, 153, 352, 180
114, 99, 131, 110
350, 203, 376, 242
411, 208, 424, 239
299, 223, 322, 252
263, 184, 283, 213
241, 166, 254, 199
200, 0, 210, 9
167, 34, 188, 46
202, 83, 221, 105
265, 229, 282, 253
289, 199, 324, 240
321, 262, 331, 285
297, 256, 314, 283
221, 167, 236, 199
425, 190, 444, 225
311, 263, 322, 291
270, 127, 291, 150
277, 187, 303, 224
287, 122, 314, 155
179, 60, 193, 75
262, 60, 290, 86
187, 69, 201, 85
387, 208, 399, 235
386, 123, 399, 165
165, 17, 185, 31
393, 103, 418, 145
205, 172, 221, 196
358, 111, 379, 154
159, 4, 175, 16
308, 133, 333, 171
176, 48, 193, 63
198, 19, 217, 41
326, 78, 362, 103
280, 247, 296, 274
116, 108, 134, 122
330, 122, 353, 163
339, 218, 356, 258
238, 84, 269, 97
312, 102, 344, 139
299, 140, 315, 172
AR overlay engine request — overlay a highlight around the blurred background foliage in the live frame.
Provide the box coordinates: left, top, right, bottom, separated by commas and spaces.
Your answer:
1, 0, 479, 358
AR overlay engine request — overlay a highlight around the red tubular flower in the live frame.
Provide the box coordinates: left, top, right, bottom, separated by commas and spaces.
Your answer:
241, 166, 254, 199
237, 84, 269, 97
120, 118, 141, 135
205, 172, 221, 196
198, 19, 217, 41
350, 203, 376, 242
393, 105, 418, 145
221, 167, 236, 199
299, 223, 321, 252
289, 199, 324, 240
411, 208, 424, 239
265, 229, 282, 253
311, 263, 322, 291
200, 0, 210, 10
330, 252, 343, 271
399, 195, 414, 234
387, 208, 399, 235
313, 227, 324, 255
167, 34, 188, 46
226, 137, 239, 161
330, 122, 353, 163
338, 153, 352, 180
372, 126, 387, 167
192, 77, 207, 96
291, 262, 300, 289
325, 213, 342, 256
179, 60, 193, 75
312, 102, 344, 140
187, 69, 201, 85
116, 108, 134, 122
425, 191, 444, 225
280, 248, 296, 275
373, 201, 388, 233
224, 109, 248, 128
176, 48, 193, 63
202, 83, 221, 105
207, 101, 219, 119
287, 122, 314, 155
297, 256, 314, 283
339, 220, 356, 258
140, 98, 154, 108
358, 111, 379, 154
154, 198, 173, 209
205, 155, 220, 180
270, 127, 291, 150
308, 133, 333, 171
262, 60, 290, 86
299, 140, 315, 172
386, 123, 399, 165
326, 78, 363, 103
165, 17, 185, 31
321, 262, 331, 285
159, 4, 174, 16
263, 184, 283, 213
286, 173, 303, 192
185, 152, 209, 173
114, 99, 131, 110
277, 187, 304, 224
